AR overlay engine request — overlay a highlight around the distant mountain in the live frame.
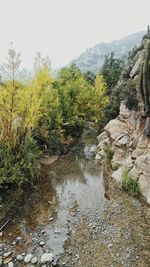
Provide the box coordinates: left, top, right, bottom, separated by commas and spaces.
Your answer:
72, 31, 145, 73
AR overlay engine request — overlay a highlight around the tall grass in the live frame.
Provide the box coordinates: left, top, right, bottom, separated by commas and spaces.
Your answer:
122, 169, 140, 196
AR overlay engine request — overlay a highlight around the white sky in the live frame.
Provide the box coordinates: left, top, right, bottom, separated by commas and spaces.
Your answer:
0, 0, 149, 69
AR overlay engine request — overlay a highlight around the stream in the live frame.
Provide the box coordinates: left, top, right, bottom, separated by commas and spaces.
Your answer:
0, 130, 150, 266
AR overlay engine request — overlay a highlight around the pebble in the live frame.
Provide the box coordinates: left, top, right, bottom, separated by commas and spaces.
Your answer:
49, 217, 53, 221
4, 252, 12, 257
16, 255, 23, 261
41, 253, 54, 264
31, 256, 38, 264
24, 253, 33, 263
8, 262, 14, 267
55, 229, 60, 234
39, 241, 45, 246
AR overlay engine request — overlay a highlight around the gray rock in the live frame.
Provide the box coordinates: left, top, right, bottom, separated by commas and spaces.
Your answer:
24, 253, 33, 263
97, 131, 107, 142
54, 229, 60, 234
112, 167, 124, 183
31, 256, 38, 264
115, 134, 129, 145
16, 255, 24, 261
41, 253, 54, 264
4, 251, 12, 257
8, 262, 14, 267
0, 256, 2, 266
39, 241, 45, 246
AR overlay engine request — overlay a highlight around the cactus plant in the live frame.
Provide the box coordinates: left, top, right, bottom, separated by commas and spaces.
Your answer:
139, 32, 150, 116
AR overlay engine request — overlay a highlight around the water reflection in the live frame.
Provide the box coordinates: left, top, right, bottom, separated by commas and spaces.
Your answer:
3, 129, 105, 258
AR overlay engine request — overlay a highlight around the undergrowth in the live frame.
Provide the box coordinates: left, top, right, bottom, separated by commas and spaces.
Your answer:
122, 169, 140, 196
103, 144, 114, 165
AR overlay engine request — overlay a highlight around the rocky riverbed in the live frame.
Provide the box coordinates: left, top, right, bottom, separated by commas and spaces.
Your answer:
0, 130, 150, 267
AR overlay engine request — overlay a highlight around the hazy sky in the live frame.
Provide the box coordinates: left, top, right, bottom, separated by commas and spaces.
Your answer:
0, 0, 149, 69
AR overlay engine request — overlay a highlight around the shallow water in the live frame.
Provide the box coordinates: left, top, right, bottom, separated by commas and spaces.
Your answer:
1, 130, 150, 267
2, 130, 105, 259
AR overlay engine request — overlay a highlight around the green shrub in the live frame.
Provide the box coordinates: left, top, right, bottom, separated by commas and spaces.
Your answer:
122, 169, 140, 196
47, 131, 64, 154
0, 136, 42, 186
103, 144, 114, 165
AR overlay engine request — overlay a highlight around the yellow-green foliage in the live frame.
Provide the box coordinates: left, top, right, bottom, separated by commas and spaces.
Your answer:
37, 66, 108, 148
0, 59, 109, 185
54, 70, 108, 127
122, 169, 140, 196
0, 66, 53, 148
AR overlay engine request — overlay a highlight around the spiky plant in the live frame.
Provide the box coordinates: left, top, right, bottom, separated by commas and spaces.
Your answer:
139, 26, 150, 116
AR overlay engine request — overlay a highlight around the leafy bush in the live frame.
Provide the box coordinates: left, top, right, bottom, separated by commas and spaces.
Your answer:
0, 136, 41, 186
122, 169, 140, 196
0, 50, 109, 188
37, 65, 108, 144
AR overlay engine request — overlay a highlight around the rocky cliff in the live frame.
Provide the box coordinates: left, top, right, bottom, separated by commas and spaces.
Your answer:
96, 33, 150, 204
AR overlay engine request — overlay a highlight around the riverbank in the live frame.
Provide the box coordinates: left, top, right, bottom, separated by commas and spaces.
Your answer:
0, 130, 150, 266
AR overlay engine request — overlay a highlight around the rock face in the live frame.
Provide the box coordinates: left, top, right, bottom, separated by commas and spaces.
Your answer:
96, 101, 150, 204
95, 34, 150, 204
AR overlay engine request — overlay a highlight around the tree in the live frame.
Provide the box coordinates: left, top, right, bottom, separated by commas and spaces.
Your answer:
0, 64, 53, 149
0, 43, 21, 85
101, 52, 123, 95
34, 52, 51, 74
83, 71, 96, 85
56, 63, 81, 86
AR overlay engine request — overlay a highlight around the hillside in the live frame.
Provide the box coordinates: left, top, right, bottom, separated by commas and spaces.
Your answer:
72, 31, 145, 73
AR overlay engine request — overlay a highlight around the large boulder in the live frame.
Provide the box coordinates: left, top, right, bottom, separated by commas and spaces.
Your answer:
105, 119, 128, 142
112, 167, 124, 183
111, 147, 127, 169
138, 174, 150, 204
119, 102, 133, 119
134, 153, 150, 176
